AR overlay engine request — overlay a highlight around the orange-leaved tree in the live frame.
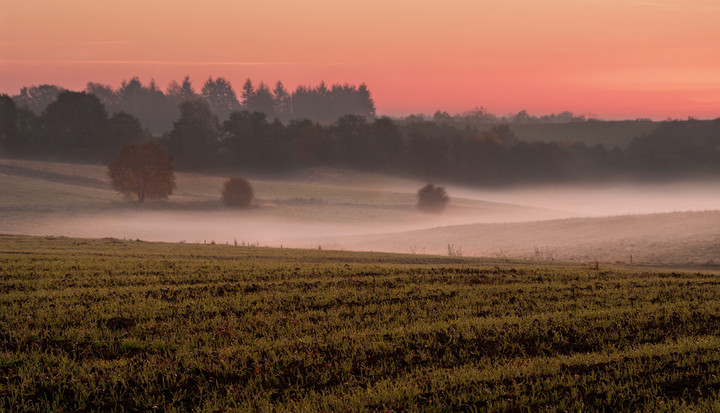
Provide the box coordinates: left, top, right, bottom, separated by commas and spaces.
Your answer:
108, 142, 176, 202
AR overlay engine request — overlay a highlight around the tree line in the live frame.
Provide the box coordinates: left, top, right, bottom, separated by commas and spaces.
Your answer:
429, 107, 592, 124
7, 77, 376, 134
1, 88, 720, 186
7, 79, 598, 137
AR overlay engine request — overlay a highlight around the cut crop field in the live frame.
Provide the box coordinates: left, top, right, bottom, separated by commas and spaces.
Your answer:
1, 235, 719, 411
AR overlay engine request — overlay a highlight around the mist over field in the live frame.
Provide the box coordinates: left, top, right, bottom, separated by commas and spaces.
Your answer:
4, 1, 720, 410
2, 158, 719, 266
454, 181, 720, 217
1, 0, 719, 269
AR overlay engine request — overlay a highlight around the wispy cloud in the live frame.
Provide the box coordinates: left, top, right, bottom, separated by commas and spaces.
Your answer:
578, 0, 720, 12
0, 59, 345, 66
633, 1, 679, 11
690, 93, 720, 105
632, 0, 720, 12
0, 40, 132, 47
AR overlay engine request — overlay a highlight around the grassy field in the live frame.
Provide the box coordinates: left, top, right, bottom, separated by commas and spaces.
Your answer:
1, 234, 720, 411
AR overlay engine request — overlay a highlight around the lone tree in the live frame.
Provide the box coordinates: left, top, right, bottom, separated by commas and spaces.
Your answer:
221, 177, 254, 208
108, 142, 176, 202
417, 183, 449, 213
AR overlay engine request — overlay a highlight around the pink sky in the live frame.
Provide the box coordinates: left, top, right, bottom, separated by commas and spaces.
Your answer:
1, 0, 719, 119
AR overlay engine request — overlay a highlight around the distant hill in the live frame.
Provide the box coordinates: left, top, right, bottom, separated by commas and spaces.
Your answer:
510, 120, 658, 149
329, 211, 720, 266
393, 118, 659, 149
3, 158, 719, 266
0, 159, 559, 244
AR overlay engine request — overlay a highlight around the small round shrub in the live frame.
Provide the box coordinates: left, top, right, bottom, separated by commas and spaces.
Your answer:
417, 183, 449, 213
222, 177, 254, 208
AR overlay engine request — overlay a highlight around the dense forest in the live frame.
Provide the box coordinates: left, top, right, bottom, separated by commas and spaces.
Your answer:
1, 78, 719, 186
6, 77, 376, 134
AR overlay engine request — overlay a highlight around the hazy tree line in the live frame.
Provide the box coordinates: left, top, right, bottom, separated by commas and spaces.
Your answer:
7, 77, 376, 134
8, 80, 594, 135
1, 86, 720, 186
411, 118, 720, 185
429, 107, 591, 124
0, 92, 148, 161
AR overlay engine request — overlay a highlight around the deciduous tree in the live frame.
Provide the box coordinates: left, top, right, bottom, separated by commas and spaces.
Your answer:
85, 82, 120, 112
0, 95, 18, 155
117, 77, 176, 133
42, 91, 109, 159
417, 183, 449, 213
108, 142, 176, 202
13, 84, 66, 114
221, 177, 254, 208
166, 99, 220, 169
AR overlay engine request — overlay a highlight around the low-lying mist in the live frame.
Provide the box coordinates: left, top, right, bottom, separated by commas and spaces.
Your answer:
2, 157, 720, 265
448, 180, 720, 217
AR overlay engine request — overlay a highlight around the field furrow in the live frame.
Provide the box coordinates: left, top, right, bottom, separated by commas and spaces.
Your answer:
1, 234, 719, 411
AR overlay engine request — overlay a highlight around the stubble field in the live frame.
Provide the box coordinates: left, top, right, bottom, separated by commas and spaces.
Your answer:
1, 235, 719, 411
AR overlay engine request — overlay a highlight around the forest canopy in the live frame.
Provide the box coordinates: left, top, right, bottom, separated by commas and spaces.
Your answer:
2, 77, 719, 187
10, 77, 376, 134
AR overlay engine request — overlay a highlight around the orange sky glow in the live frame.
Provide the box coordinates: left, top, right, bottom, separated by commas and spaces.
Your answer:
1, 0, 719, 119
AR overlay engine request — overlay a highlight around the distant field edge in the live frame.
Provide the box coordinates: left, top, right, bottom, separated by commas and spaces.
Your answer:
2, 233, 717, 274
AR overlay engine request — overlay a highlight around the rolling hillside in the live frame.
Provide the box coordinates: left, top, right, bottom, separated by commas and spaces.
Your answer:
324, 211, 720, 266
2, 158, 719, 265
0, 158, 561, 243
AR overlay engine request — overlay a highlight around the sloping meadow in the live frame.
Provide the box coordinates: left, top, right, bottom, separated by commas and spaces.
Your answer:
1, 235, 719, 411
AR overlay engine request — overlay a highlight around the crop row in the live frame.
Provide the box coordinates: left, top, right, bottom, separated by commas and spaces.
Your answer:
1, 235, 719, 411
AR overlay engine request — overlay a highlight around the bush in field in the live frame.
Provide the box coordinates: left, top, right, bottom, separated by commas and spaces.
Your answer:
108, 142, 175, 202
417, 183, 449, 213
222, 177, 254, 208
